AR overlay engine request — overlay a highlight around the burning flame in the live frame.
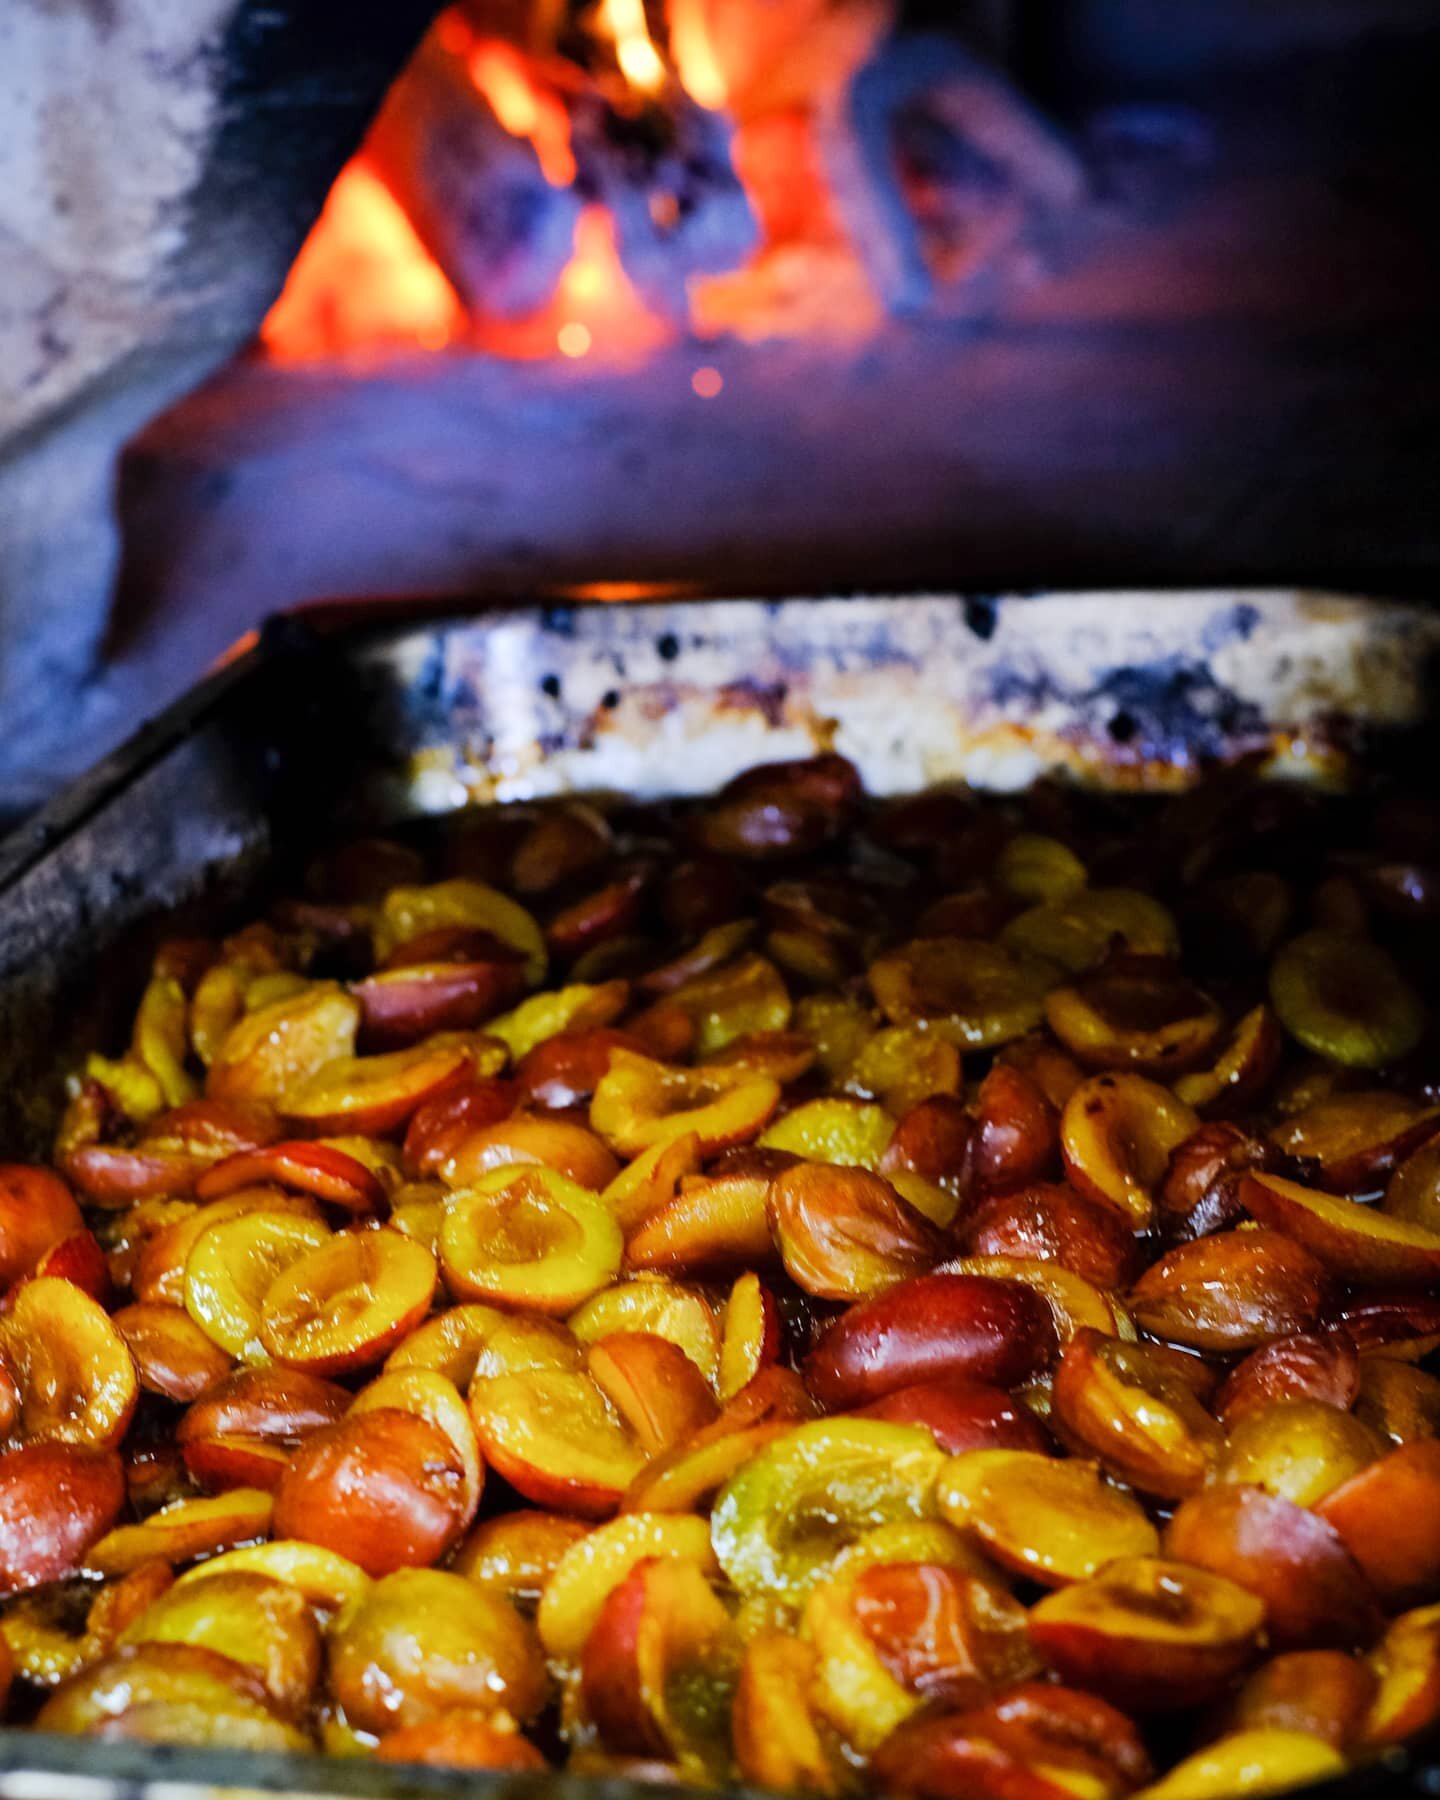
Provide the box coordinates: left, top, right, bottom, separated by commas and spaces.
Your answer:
597, 0, 668, 95
465, 39, 577, 188
261, 161, 465, 362
667, 0, 728, 109
474, 205, 672, 360
260, 0, 880, 365
262, 166, 669, 363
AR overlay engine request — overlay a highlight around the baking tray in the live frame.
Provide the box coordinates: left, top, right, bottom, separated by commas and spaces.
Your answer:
2, 588, 1439, 1800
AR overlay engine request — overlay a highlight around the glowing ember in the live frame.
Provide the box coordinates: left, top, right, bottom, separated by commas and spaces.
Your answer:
261, 161, 465, 362
476, 205, 673, 361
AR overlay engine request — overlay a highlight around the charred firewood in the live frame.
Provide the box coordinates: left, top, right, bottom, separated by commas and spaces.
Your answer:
365, 30, 584, 318
367, 13, 757, 324
817, 31, 1083, 313
569, 85, 759, 321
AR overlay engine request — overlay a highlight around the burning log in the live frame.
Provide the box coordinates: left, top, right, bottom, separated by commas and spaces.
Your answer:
568, 87, 758, 321
654, 0, 1076, 331
365, 5, 756, 325
365, 32, 584, 318
818, 31, 1084, 313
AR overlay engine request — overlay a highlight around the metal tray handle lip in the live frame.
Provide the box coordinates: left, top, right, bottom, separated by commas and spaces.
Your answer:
0, 585, 766, 894
0, 642, 264, 896
0, 1726, 729, 1799
0, 1727, 1432, 1800
0, 591, 438, 894
0, 583, 897, 894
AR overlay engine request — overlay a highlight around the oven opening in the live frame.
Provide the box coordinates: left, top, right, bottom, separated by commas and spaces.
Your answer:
1, 2, 1437, 818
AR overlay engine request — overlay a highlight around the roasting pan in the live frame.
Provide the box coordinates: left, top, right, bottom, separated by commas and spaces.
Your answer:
1, 588, 1439, 1800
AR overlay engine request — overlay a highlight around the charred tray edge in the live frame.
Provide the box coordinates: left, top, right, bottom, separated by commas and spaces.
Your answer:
0, 1713, 1426, 1800
2, 587, 1440, 1799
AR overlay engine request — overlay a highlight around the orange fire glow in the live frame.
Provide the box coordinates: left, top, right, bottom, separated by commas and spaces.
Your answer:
264, 187, 674, 365
667, 0, 728, 109
258, 0, 887, 366
261, 161, 465, 362
475, 205, 673, 361
598, 0, 668, 94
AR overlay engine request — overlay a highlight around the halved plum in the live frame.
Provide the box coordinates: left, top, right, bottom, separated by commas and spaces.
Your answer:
1269, 929, 1424, 1068
1045, 964, 1222, 1075
1270, 1091, 1440, 1195
710, 1420, 945, 1600
803, 1272, 1056, 1409
580, 1555, 738, 1768
282, 1037, 480, 1137
439, 1166, 622, 1314
936, 1450, 1157, 1587
1127, 1229, 1330, 1352
259, 1229, 436, 1374
869, 938, 1056, 1049
1243, 1170, 1440, 1286
1164, 1485, 1378, 1650
1028, 1556, 1264, 1711
469, 1368, 644, 1518
1136, 1729, 1343, 1799
591, 1050, 780, 1158
767, 1163, 947, 1301
537, 1511, 716, 1659
1052, 1330, 1221, 1498
1315, 1440, 1440, 1605
1062, 1074, 1200, 1229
